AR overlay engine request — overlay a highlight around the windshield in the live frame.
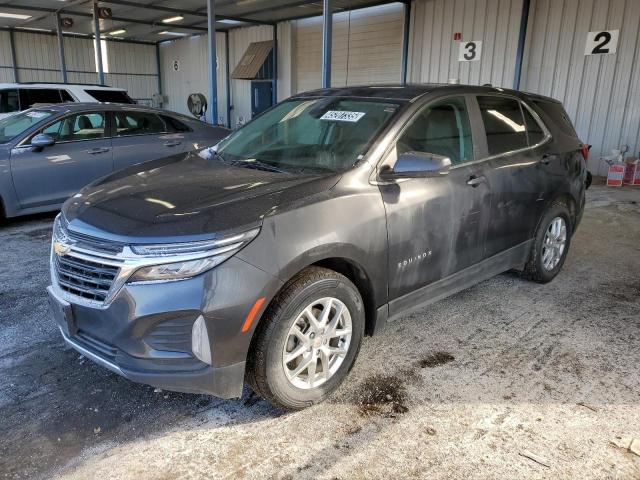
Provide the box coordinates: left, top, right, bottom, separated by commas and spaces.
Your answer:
212, 98, 403, 173
0, 109, 56, 144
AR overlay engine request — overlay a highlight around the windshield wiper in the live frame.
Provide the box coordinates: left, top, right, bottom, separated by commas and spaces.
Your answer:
231, 159, 290, 174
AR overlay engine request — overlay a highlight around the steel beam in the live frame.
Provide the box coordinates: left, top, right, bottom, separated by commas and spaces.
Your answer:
321, 0, 332, 89
9, 29, 18, 82
155, 43, 162, 94
55, 13, 68, 83
93, 1, 105, 85
400, 2, 410, 84
225, 30, 231, 128
272, 24, 278, 105
207, 0, 218, 124
513, 0, 531, 90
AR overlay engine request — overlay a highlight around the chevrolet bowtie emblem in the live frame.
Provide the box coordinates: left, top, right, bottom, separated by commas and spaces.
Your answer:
53, 241, 71, 256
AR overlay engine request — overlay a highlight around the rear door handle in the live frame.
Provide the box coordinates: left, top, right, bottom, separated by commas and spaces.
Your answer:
164, 140, 182, 147
466, 175, 485, 187
87, 147, 110, 155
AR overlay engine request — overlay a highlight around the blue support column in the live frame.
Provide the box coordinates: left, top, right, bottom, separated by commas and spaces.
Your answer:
321, 0, 332, 89
272, 24, 278, 105
56, 13, 68, 84
93, 1, 105, 85
401, 1, 411, 84
513, 0, 531, 90
207, 0, 218, 124
155, 43, 162, 94
225, 30, 231, 128
9, 29, 18, 82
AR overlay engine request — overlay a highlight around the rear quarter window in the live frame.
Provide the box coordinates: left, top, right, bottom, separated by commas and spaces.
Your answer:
533, 100, 577, 137
85, 90, 135, 104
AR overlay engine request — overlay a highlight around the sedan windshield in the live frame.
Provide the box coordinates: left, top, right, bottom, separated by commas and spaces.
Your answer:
0, 109, 56, 144
212, 98, 403, 173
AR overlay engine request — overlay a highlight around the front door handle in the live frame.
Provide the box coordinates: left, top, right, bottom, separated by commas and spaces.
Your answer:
466, 175, 485, 187
87, 147, 110, 155
164, 140, 182, 147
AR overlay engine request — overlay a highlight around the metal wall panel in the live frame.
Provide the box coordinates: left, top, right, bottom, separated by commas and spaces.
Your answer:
277, 21, 295, 100
407, 0, 523, 87
522, 0, 640, 172
294, 3, 404, 93
0, 31, 15, 82
159, 33, 228, 124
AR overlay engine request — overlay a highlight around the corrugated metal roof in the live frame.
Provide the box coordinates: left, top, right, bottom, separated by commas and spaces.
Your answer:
231, 40, 273, 79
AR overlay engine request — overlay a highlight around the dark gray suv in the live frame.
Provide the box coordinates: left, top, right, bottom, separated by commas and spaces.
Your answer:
47, 84, 587, 409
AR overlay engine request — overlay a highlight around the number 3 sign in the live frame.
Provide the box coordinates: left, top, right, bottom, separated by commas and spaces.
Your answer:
585, 30, 619, 55
459, 41, 482, 62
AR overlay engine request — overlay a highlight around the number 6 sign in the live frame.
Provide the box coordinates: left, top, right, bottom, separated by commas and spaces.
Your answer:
585, 30, 619, 55
459, 41, 482, 62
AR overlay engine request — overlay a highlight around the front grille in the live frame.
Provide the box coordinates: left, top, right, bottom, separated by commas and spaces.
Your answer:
76, 330, 118, 361
54, 254, 119, 302
67, 230, 125, 255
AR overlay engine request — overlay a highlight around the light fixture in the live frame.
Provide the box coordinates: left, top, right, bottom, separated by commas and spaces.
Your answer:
162, 15, 184, 23
159, 31, 188, 36
0, 12, 32, 20
218, 19, 243, 24
109, 29, 126, 35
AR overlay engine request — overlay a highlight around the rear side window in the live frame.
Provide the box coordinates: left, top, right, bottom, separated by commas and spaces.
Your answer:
114, 111, 166, 136
533, 100, 577, 137
0, 89, 19, 113
162, 115, 191, 132
59, 89, 75, 102
19, 89, 63, 109
522, 105, 546, 145
477, 96, 527, 155
85, 90, 135, 104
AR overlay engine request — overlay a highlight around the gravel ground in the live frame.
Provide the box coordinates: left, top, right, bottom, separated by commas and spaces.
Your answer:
0, 183, 639, 480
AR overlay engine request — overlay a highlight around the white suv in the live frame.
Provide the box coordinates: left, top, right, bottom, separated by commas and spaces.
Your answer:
0, 83, 135, 119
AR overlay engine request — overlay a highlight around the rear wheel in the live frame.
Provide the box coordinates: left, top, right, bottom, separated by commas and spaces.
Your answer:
246, 267, 364, 410
524, 202, 572, 283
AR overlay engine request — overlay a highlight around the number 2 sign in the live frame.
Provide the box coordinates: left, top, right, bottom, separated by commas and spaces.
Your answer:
585, 30, 619, 55
458, 41, 482, 62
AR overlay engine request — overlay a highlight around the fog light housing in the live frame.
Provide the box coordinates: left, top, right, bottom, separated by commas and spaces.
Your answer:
191, 315, 212, 365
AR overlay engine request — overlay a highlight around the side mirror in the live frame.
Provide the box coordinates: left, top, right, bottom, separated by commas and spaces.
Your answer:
31, 133, 55, 151
386, 151, 452, 178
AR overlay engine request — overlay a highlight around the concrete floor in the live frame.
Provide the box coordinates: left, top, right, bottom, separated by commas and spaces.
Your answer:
0, 183, 638, 480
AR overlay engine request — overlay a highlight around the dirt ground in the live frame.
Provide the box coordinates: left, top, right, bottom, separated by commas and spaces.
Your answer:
0, 183, 639, 480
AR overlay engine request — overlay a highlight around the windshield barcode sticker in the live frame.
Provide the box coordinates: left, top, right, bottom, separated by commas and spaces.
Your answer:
320, 111, 365, 122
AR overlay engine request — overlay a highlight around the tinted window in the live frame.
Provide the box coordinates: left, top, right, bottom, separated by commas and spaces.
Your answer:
162, 115, 191, 132
42, 112, 106, 142
397, 97, 473, 165
19, 89, 63, 109
59, 89, 75, 102
522, 105, 545, 145
0, 89, 19, 113
85, 90, 135, 104
533, 100, 577, 137
477, 96, 527, 155
114, 111, 166, 136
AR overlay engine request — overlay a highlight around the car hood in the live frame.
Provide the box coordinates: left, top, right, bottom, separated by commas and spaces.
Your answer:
63, 151, 340, 242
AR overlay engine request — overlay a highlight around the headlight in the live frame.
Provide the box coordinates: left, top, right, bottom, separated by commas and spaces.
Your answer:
127, 227, 260, 283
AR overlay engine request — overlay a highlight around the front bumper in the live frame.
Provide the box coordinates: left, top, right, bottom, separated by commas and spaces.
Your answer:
49, 256, 281, 398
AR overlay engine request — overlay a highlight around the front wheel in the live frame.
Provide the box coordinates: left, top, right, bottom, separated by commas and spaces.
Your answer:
246, 267, 365, 410
524, 202, 573, 283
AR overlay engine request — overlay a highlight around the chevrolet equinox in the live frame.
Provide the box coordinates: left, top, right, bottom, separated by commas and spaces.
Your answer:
48, 85, 587, 409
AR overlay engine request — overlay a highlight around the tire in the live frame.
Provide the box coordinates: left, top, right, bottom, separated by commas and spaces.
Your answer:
524, 202, 573, 283
246, 266, 365, 410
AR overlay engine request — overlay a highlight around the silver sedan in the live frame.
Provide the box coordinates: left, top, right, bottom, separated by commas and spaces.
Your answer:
0, 103, 229, 219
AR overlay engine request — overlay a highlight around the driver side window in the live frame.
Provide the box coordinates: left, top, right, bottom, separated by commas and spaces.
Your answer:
397, 97, 473, 165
